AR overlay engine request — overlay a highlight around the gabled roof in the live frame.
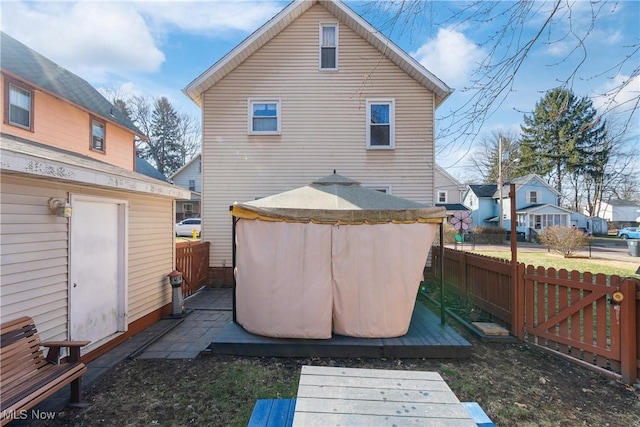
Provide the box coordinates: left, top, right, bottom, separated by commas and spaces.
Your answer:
436, 203, 470, 211
183, 0, 452, 107
0, 32, 144, 138
169, 153, 201, 180
494, 174, 559, 198
435, 164, 463, 187
516, 204, 573, 214
135, 157, 168, 182
467, 184, 498, 198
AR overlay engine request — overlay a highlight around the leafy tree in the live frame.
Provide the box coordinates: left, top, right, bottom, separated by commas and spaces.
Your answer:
141, 97, 182, 176
519, 88, 606, 199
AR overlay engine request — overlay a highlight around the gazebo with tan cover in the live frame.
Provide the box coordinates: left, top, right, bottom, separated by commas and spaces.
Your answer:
230, 172, 446, 339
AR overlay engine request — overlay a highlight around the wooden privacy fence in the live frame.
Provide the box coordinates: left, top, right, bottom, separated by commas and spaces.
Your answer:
432, 247, 640, 384
176, 241, 210, 298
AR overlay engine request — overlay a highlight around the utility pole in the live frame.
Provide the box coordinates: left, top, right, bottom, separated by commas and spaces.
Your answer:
498, 135, 503, 229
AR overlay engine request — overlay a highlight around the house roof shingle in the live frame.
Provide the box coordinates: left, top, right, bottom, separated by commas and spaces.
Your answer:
468, 184, 498, 198
0, 32, 143, 137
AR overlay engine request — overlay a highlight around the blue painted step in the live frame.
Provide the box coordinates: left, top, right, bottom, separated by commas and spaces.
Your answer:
247, 398, 295, 427
462, 401, 495, 427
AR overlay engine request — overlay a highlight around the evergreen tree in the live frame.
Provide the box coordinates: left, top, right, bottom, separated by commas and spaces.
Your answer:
142, 96, 183, 176
519, 88, 606, 197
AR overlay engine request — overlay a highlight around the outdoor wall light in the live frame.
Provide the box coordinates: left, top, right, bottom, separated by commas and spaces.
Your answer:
48, 198, 72, 218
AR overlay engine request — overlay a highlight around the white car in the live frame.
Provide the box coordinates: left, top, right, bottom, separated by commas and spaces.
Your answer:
175, 218, 201, 237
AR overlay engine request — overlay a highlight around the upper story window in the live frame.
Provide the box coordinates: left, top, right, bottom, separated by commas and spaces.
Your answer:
188, 179, 196, 191
527, 191, 538, 204
248, 99, 280, 134
366, 99, 395, 149
437, 190, 448, 203
319, 23, 338, 70
90, 117, 106, 152
6, 81, 33, 130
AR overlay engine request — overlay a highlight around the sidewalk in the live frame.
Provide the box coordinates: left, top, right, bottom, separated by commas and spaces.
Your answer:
11, 287, 233, 426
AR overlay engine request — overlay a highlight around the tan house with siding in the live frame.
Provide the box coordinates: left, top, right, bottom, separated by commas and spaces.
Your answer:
184, 0, 452, 283
0, 32, 190, 361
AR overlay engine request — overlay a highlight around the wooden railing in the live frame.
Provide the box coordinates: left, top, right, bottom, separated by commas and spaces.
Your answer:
432, 246, 640, 384
176, 241, 210, 298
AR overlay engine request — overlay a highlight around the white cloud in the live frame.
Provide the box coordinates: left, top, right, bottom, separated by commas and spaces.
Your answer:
411, 27, 484, 88
1, 2, 165, 80
592, 73, 640, 115
0, 1, 282, 82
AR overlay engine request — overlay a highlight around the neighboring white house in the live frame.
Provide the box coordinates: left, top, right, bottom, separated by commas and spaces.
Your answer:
595, 199, 640, 226
434, 164, 468, 215
183, 0, 452, 284
169, 154, 202, 221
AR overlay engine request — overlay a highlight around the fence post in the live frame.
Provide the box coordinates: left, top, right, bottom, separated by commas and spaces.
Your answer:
511, 263, 525, 339
620, 277, 638, 384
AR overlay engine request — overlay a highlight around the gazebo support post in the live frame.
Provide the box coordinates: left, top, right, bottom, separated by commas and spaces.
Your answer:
439, 221, 445, 326
231, 210, 237, 323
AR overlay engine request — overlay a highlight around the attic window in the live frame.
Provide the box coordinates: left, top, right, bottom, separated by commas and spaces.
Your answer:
6, 81, 33, 130
319, 23, 338, 70
528, 191, 538, 204
438, 191, 448, 203
248, 99, 280, 134
90, 117, 106, 153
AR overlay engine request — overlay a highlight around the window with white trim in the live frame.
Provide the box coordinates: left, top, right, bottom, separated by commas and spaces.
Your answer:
7, 82, 32, 130
319, 23, 338, 70
527, 191, 538, 203
437, 190, 448, 203
366, 99, 395, 149
248, 99, 280, 134
90, 117, 106, 152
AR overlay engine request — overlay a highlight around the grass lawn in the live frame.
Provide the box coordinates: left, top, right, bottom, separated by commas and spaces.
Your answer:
468, 248, 639, 277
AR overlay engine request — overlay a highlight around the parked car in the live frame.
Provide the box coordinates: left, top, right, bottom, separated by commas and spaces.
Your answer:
617, 227, 640, 239
176, 218, 201, 237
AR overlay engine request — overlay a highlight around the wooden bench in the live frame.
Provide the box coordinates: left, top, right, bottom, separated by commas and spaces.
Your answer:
247, 399, 295, 427
0, 316, 90, 426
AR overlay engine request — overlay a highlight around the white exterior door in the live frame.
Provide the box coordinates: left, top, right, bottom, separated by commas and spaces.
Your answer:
70, 195, 127, 348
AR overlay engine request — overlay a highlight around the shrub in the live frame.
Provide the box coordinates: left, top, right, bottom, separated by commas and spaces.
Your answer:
434, 223, 459, 245
539, 226, 588, 257
472, 226, 506, 244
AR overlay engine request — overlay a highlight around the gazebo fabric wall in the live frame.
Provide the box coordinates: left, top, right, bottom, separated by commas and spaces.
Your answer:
235, 219, 437, 339
235, 220, 333, 339
331, 222, 436, 337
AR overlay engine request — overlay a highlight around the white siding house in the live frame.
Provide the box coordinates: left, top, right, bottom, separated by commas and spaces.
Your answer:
169, 154, 202, 220
184, 0, 452, 282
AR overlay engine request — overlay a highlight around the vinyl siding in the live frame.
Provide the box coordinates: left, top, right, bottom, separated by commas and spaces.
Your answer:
1, 75, 136, 170
172, 156, 201, 193
201, 4, 437, 266
0, 175, 174, 342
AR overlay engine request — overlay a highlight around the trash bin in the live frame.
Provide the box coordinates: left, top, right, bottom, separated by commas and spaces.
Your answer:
628, 240, 640, 257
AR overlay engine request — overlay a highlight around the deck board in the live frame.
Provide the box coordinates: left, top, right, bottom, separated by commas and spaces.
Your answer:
209, 302, 471, 358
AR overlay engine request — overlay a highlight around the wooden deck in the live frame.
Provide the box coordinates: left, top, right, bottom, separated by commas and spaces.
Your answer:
292, 366, 477, 426
208, 302, 471, 358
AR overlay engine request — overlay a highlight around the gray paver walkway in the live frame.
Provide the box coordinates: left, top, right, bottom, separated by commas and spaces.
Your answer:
137, 287, 232, 359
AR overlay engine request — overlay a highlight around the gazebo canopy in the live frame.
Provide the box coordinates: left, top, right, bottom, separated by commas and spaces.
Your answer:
230, 172, 446, 224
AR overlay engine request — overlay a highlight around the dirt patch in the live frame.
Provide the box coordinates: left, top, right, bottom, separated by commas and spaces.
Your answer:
43, 332, 639, 427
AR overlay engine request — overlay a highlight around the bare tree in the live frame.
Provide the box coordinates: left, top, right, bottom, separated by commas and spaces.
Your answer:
363, 1, 639, 156
468, 130, 521, 184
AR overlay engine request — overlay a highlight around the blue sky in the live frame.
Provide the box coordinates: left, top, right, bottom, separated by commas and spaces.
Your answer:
2, 0, 638, 181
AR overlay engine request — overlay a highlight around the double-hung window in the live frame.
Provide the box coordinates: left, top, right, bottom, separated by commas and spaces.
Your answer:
437, 191, 448, 203
7, 82, 33, 130
248, 99, 280, 134
319, 23, 338, 70
366, 99, 395, 149
91, 117, 106, 152
527, 191, 538, 204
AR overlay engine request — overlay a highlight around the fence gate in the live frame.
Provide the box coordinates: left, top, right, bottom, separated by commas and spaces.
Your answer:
523, 265, 624, 376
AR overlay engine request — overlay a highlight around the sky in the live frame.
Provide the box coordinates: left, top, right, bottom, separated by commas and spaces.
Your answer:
2, 0, 638, 182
